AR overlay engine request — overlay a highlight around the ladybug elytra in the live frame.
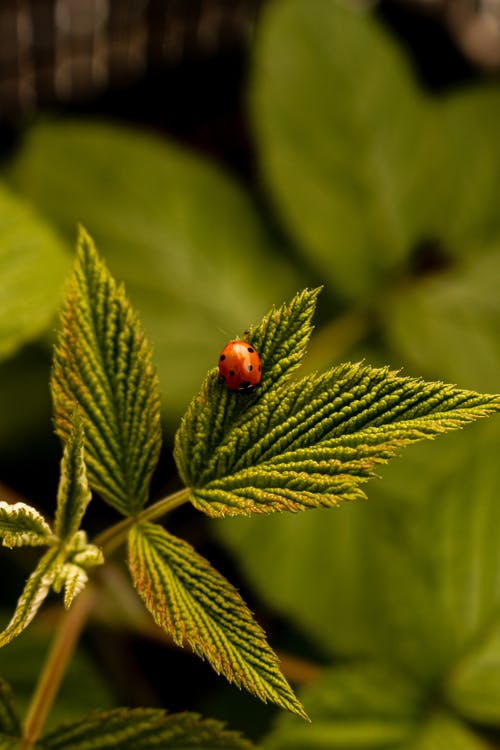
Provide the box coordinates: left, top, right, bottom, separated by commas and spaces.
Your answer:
218, 340, 262, 392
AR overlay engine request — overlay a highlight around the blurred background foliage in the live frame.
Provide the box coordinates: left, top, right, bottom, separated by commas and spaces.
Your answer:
1, 0, 500, 747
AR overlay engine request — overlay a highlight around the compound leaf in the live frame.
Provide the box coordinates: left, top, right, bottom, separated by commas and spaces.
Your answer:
41, 707, 255, 749
51, 228, 162, 517
128, 522, 307, 720
54, 410, 91, 541
0, 501, 52, 548
175, 290, 500, 517
0, 547, 62, 648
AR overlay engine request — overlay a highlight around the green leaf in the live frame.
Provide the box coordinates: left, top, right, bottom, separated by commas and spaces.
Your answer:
68, 533, 103, 570
51, 228, 162, 517
263, 664, 491, 750
0, 678, 20, 739
50, 533, 104, 609
359, 423, 500, 684
6, 119, 299, 422
400, 712, 492, 750
176, 289, 500, 517
0, 547, 62, 648
214, 420, 500, 680
0, 501, 52, 548
263, 662, 419, 749
52, 563, 89, 609
426, 88, 500, 253
263, 663, 492, 750
128, 522, 308, 720
384, 248, 500, 393
214, 505, 373, 657
251, 0, 500, 304
251, 0, 424, 301
40, 708, 255, 749
0, 182, 69, 361
175, 287, 320, 500
54, 411, 91, 541
446, 622, 500, 726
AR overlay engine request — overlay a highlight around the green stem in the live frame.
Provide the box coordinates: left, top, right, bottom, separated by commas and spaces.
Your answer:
18, 588, 96, 750
94, 486, 191, 555
17, 486, 191, 750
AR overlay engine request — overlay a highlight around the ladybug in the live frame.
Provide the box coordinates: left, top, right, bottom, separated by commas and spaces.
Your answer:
218, 340, 262, 392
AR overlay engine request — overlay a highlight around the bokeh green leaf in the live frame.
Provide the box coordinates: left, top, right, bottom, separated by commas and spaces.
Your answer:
263, 663, 420, 750
7, 120, 299, 422
384, 249, 500, 392
251, 0, 424, 301
0, 182, 68, 361
251, 0, 500, 305
264, 663, 491, 750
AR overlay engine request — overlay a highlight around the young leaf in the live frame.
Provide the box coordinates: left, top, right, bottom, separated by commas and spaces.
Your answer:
0, 678, 20, 739
128, 522, 308, 720
176, 290, 500, 517
0, 501, 52, 548
53, 563, 89, 610
40, 707, 255, 749
0, 547, 62, 648
51, 228, 162, 517
54, 410, 91, 541
53, 532, 103, 608
175, 288, 319, 497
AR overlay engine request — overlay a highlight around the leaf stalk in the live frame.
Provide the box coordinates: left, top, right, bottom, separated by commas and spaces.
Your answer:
18, 587, 96, 750
94, 486, 191, 555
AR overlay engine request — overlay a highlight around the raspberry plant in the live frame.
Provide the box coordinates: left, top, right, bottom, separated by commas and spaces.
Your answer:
0, 228, 499, 750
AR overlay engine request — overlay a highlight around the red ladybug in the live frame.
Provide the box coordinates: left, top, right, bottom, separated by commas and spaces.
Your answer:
218, 340, 262, 392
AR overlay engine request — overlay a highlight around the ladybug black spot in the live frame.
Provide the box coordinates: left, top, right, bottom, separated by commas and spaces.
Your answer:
258, 364, 262, 371
247, 347, 254, 353
220, 354, 226, 361
229, 370, 236, 377
248, 364, 253, 371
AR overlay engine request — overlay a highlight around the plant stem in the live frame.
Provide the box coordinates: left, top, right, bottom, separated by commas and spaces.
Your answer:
94, 486, 191, 555
17, 486, 191, 749
18, 587, 96, 750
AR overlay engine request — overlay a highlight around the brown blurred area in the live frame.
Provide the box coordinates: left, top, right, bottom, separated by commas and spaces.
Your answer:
0, 0, 499, 127
0, 0, 262, 122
